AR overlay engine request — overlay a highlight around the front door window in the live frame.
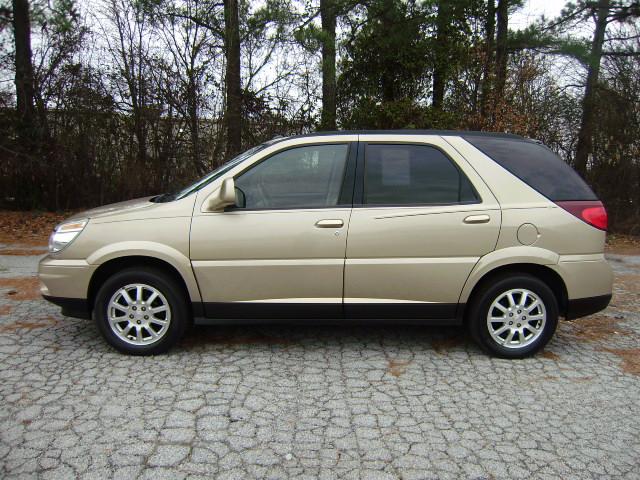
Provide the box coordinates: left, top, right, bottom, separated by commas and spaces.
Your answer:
235, 144, 349, 209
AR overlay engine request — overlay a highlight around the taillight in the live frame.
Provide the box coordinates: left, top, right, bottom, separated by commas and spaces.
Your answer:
556, 201, 608, 231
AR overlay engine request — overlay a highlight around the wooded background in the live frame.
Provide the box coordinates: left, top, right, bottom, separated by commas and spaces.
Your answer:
1, 0, 639, 232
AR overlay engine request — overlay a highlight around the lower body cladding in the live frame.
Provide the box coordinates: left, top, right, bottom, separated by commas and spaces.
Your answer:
192, 295, 610, 325
565, 294, 612, 320
38, 254, 613, 324
41, 294, 611, 325
43, 295, 92, 320
193, 301, 463, 325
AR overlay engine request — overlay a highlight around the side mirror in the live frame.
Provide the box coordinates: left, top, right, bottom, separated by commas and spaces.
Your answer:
204, 177, 237, 212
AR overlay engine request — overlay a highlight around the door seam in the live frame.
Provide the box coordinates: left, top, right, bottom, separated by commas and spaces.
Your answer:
342, 137, 359, 317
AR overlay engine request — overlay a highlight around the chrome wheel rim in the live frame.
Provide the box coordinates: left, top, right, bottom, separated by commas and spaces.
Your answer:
107, 283, 171, 346
487, 288, 546, 349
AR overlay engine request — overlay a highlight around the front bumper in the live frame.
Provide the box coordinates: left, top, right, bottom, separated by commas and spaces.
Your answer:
39, 255, 96, 319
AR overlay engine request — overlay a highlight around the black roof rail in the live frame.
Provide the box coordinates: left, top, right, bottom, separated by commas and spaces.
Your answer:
275, 129, 525, 141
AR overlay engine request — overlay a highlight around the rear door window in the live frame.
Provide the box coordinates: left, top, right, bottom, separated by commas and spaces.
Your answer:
464, 136, 597, 201
363, 144, 478, 205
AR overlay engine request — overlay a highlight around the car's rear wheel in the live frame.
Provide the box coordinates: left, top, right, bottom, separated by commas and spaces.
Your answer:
94, 267, 188, 355
468, 274, 558, 358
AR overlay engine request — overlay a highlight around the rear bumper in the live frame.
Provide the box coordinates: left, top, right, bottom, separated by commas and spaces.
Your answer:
565, 294, 612, 320
42, 295, 91, 319
551, 254, 613, 319
552, 253, 613, 303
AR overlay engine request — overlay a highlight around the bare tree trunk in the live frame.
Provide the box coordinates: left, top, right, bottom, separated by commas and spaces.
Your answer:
134, 107, 147, 169
187, 76, 204, 174
224, 0, 242, 158
380, 0, 395, 103
480, 0, 495, 116
11, 0, 40, 208
432, 0, 449, 110
494, 0, 508, 102
12, 0, 36, 141
320, 0, 336, 130
574, 0, 610, 177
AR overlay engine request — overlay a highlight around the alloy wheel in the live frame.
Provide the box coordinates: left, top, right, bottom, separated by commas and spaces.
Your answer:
486, 288, 547, 349
107, 283, 172, 346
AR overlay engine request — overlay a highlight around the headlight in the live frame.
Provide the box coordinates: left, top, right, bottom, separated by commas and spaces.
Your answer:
49, 219, 88, 253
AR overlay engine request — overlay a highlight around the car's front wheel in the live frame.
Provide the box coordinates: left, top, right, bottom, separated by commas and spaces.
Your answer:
94, 267, 188, 355
468, 274, 558, 358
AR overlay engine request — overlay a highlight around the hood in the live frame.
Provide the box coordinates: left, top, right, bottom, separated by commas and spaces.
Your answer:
67, 196, 156, 221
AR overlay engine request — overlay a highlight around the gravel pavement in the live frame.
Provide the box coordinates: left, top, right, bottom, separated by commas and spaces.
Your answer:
0, 246, 639, 479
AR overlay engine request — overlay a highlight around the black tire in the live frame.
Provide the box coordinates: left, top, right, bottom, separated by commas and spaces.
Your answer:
93, 267, 189, 355
467, 273, 558, 359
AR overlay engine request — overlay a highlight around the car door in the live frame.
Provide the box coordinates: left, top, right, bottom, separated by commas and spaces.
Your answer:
190, 139, 357, 319
344, 134, 501, 320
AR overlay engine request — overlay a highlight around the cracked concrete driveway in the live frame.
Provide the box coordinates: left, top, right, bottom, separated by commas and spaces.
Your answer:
0, 246, 639, 479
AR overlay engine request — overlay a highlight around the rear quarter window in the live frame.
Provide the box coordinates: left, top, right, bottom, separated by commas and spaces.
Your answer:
464, 136, 597, 201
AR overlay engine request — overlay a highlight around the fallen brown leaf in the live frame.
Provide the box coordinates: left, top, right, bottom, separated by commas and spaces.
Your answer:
600, 348, 640, 376
0, 315, 59, 333
0, 248, 48, 256
562, 315, 629, 343
606, 234, 640, 256
611, 274, 640, 309
387, 359, 410, 377
0, 211, 75, 246
541, 350, 560, 360
0, 277, 41, 301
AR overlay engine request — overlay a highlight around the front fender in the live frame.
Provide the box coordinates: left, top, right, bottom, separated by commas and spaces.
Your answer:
458, 246, 559, 304
87, 241, 202, 302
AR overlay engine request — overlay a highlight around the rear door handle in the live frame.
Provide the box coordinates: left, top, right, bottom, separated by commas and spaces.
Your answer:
463, 214, 490, 224
315, 219, 344, 228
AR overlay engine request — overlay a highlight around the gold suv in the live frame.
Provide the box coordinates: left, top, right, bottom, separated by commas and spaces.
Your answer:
39, 131, 613, 357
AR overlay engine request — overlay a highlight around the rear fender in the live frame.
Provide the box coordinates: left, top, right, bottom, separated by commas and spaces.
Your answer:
458, 246, 559, 304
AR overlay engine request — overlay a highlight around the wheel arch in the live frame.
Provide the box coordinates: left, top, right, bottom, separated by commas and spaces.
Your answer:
461, 263, 568, 322
88, 255, 200, 316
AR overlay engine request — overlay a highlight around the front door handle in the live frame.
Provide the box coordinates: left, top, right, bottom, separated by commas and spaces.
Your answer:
315, 219, 344, 228
463, 214, 490, 224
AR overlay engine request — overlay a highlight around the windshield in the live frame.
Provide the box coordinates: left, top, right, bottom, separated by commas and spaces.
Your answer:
153, 141, 276, 203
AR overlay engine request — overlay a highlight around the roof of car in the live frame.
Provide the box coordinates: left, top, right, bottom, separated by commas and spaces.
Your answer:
271, 129, 525, 143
